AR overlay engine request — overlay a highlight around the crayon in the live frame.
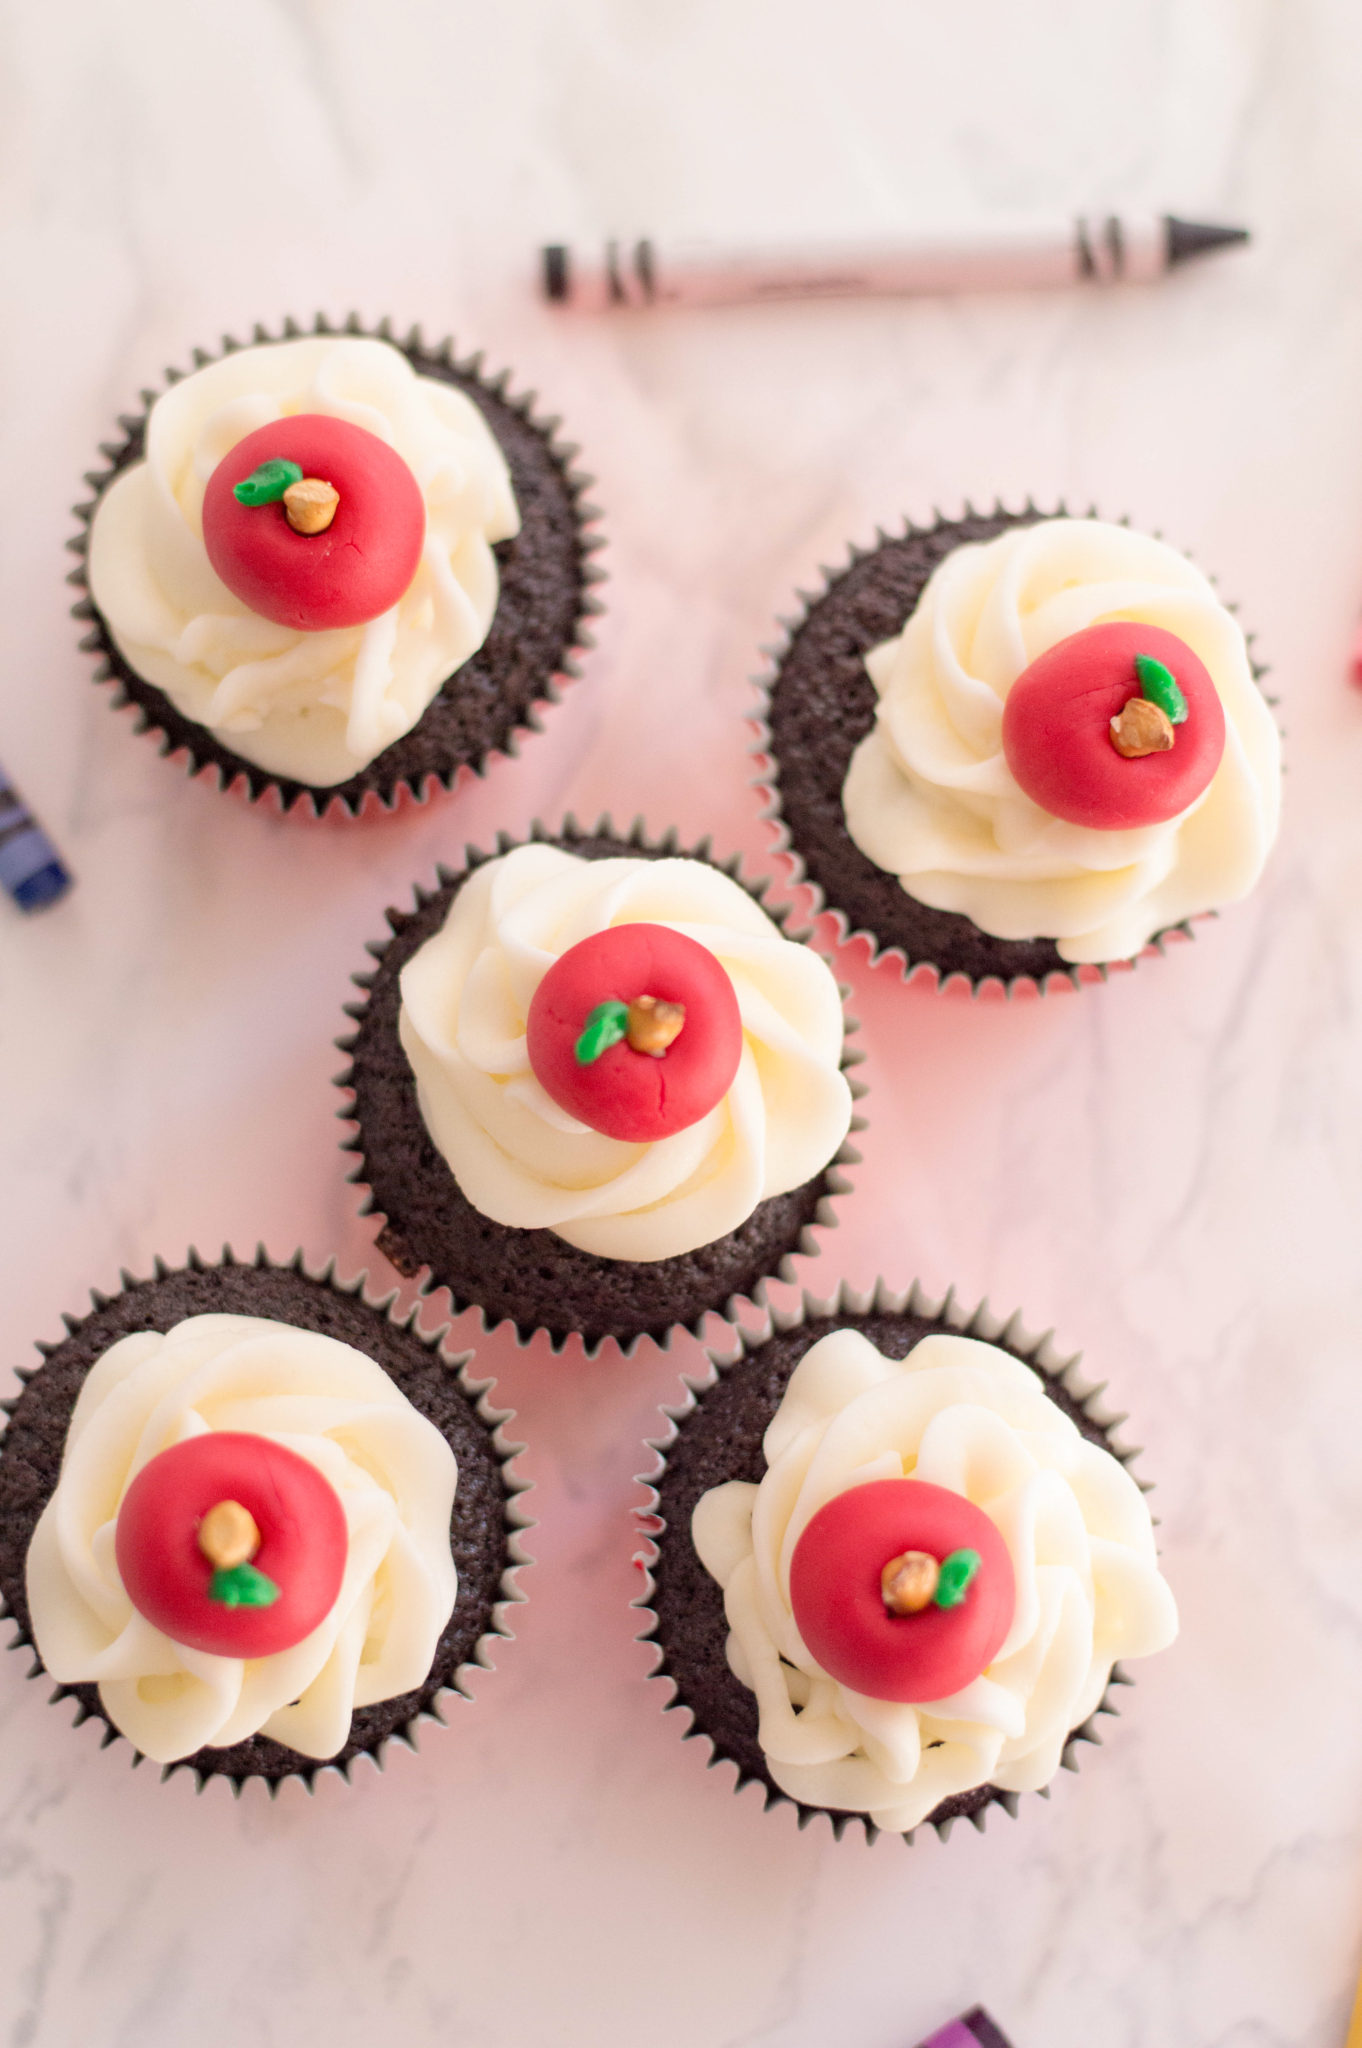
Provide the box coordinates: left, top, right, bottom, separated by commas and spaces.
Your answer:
1346, 1955, 1362, 2048
0, 763, 72, 914
918, 2008, 1014, 2048
543, 215, 1249, 312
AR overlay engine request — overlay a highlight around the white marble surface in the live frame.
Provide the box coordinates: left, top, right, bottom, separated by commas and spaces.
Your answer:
3, 3, 1362, 2043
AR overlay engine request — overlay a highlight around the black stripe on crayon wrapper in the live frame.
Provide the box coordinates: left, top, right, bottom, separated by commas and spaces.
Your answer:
1105, 213, 1125, 276
0, 809, 36, 854
1076, 217, 1096, 278
634, 237, 657, 301
605, 239, 626, 305
963, 2008, 1014, 2048
542, 244, 569, 302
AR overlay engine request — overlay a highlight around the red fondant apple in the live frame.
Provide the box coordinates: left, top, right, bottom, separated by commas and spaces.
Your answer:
201, 414, 425, 632
526, 922, 743, 1143
1001, 622, 1225, 830
115, 1431, 348, 1658
789, 1478, 1015, 1703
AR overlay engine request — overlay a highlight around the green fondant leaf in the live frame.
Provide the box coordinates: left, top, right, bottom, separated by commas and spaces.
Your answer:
209, 1561, 281, 1609
1135, 654, 1188, 725
574, 999, 630, 1065
233, 458, 304, 507
933, 1548, 982, 1610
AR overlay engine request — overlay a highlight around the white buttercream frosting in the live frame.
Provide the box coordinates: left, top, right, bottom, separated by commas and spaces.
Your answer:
86, 336, 520, 786
841, 518, 1281, 963
398, 843, 853, 1263
691, 1327, 1177, 1832
25, 1314, 458, 1764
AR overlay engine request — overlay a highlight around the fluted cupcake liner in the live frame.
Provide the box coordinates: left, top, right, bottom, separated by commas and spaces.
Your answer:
0, 1246, 533, 1796
68, 313, 606, 821
634, 1277, 1152, 1844
335, 814, 866, 1358
751, 501, 1273, 996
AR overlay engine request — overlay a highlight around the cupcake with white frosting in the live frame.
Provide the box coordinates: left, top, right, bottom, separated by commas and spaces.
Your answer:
639, 1284, 1177, 1839
0, 1250, 531, 1789
73, 318, 602, 817
338, 821, 861, 1353
757, 508, 1281, 990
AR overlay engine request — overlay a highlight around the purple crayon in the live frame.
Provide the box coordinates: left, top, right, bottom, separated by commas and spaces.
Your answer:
919, 2010, 1014, 2048
0, 761, 71, 913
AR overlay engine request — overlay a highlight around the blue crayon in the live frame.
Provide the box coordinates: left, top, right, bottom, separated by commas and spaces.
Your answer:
0, 764, 72, 913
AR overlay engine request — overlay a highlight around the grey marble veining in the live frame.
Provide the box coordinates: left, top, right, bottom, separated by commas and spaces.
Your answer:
3, 2, 1362, 2043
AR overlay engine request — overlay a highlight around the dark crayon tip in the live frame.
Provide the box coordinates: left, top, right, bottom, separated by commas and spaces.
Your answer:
962, 2008, 1015, 2048
13, 860, 72, 914
1164, 216, 1251, 266
917, 2010, 1016, 2048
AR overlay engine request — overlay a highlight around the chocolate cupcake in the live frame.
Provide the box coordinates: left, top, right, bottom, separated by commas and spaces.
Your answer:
71, 316, 603, 818
338, 820, 862, 1354
0, 1249, 531, 1791
638, 1282, 1177, 1841
756, 506, 1281, 992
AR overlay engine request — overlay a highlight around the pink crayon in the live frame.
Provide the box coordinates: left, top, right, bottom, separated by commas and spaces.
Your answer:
918, 2011, 1014, 2048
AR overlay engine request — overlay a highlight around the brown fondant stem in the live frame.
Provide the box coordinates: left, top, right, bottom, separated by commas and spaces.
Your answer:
284, 477, 341, 535
198, 1498, 261, 1570
626, 994, 686, 1057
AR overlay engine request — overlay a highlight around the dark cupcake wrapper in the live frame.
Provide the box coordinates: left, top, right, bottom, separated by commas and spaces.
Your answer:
68, 313, 606, 820
0, 1246, 533, 1797
634, 1276, 1153, 1844
335, 814, 866, 1358
752, 500, 1274, 996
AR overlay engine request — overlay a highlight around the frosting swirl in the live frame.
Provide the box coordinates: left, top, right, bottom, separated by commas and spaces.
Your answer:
25, 1314, 458, 1764
86, 336, 519, 785
692, 1327, 1177, 1832
841, 519, 1281, 963
398, 843, 853, 1262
